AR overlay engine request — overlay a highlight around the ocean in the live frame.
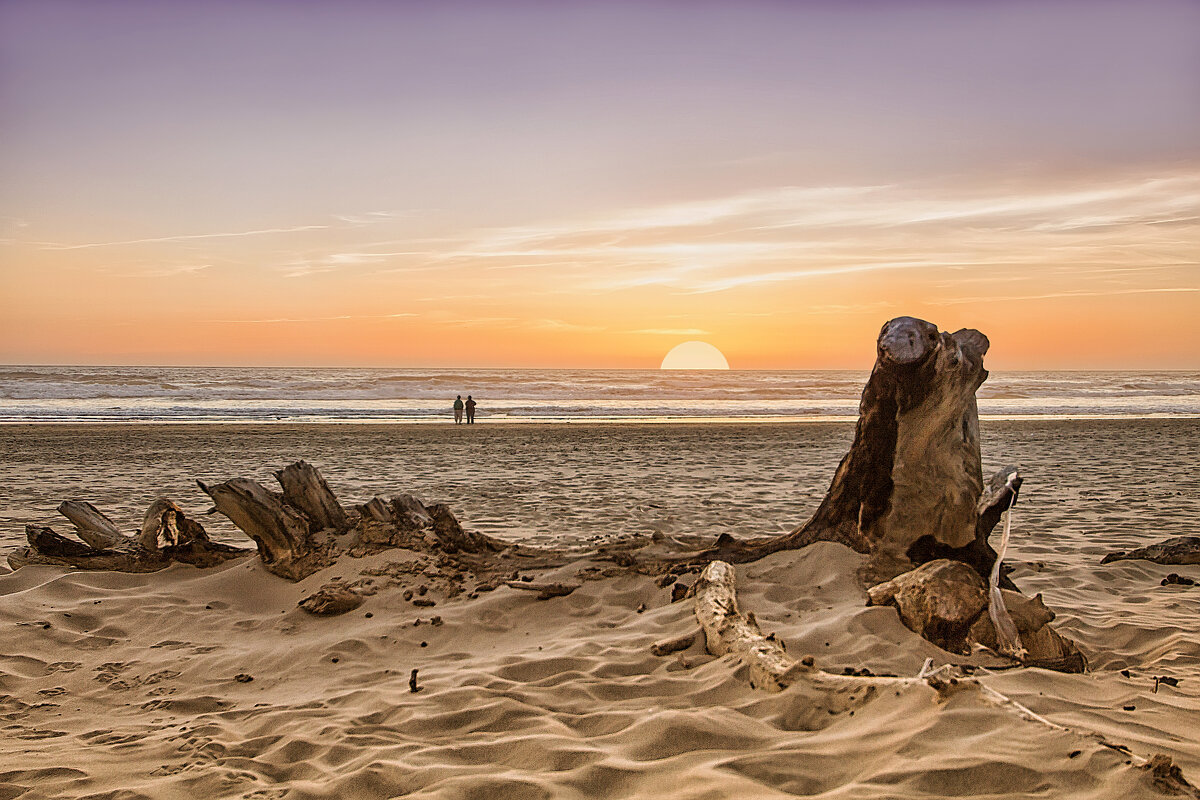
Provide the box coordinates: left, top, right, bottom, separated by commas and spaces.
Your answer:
1, 366, 1198, 423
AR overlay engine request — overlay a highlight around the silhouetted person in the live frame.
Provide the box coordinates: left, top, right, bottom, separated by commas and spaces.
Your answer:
453, 395, 464, 424
465, 395, 477, 424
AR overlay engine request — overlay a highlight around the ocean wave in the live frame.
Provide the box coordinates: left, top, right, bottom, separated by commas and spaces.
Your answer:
2, 367, 1198, 421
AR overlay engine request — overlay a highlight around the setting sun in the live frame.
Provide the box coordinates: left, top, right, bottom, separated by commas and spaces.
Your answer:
660, 341, 731, 370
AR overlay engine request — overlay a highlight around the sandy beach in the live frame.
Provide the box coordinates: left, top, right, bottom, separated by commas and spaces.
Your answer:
1, 420, 1199, 798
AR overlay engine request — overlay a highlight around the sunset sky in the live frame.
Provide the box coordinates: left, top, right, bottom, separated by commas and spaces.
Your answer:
1, 0, 1197, 369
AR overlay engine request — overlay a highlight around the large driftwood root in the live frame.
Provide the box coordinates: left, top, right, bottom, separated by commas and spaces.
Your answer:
660, 316, 1084, 670
8, 498, 249, 573
199, 461, 508, 581
7, 460, 507, 582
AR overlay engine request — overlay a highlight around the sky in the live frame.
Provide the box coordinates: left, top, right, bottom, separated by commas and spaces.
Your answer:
1, 0, 1198, 369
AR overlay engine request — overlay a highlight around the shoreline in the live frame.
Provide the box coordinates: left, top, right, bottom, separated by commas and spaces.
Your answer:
1, 412, 1199, 425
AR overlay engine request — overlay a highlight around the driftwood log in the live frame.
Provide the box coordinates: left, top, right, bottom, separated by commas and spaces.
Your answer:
693, 560, 801, 691
1101, 536, 1200, 566
198, 460, 506, 581
8, 498, 249, 573
7, 459, 506, 582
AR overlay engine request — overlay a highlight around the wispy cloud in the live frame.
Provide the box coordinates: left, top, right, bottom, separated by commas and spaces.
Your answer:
932, 286, 1199, 306
30, 210, 403, 251
37, 224, 335, 251
630, 328, 711, 335
383, 170, 1200, 297
115, 263, 213, 278
527, 318, 606, 333
210, 312, 416, 324
278, 250, 434, 278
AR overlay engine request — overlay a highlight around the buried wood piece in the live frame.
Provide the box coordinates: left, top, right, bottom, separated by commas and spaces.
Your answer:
275, 460, 349, 532
868, 558, 1087, 673
685, 317, 1007, 585
650, 628, 700, 657
865, 560, 988, 655
57, 501, 126, 549
504, 581, 579, 600
299, 585, 363, 615
1143, 755, 1200, 799
1102, 536, 1200, 566
427, 504, 504, 554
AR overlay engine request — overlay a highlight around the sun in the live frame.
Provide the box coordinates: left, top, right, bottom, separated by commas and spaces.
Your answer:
660, 341, 731, 370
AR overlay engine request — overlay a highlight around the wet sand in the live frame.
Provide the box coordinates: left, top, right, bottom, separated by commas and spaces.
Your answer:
1, 420, 1198, 798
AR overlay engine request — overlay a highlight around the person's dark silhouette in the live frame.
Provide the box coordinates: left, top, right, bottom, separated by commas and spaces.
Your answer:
465, 395, 477, 424
453, 395, 464, 424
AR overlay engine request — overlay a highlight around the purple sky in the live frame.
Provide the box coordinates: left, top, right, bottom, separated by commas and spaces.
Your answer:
1, 0, 1198, 366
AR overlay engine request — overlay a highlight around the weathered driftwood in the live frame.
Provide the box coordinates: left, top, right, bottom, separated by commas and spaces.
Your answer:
504, 580, 579, 600
693, 560, 800, 691
867, 558, 1087, 672
199, 463, 507, 581
9, 460, 511, 582
57, 500, 125, 549
8, 499, 249, 573
298, 585, 364, 615
199, 476, 335, 581
1101, 536, 1200, 566
693, 317, 1009, 586
275, 460, 350, 532
688, 560, 980, 693
650, 628, 700, 657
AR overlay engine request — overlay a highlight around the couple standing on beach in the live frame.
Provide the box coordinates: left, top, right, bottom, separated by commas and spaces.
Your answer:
453, 395, 477, 424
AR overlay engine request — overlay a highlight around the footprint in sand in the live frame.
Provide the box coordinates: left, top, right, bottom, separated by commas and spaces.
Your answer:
93, 662, 132, 685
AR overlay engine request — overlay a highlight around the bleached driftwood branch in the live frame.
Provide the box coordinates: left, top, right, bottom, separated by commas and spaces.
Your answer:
693, 560, 802, 691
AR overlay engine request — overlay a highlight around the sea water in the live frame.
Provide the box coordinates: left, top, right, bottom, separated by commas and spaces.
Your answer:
1, 367, 1197, 423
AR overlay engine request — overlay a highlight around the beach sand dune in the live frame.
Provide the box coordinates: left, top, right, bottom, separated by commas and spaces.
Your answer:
1, 421, 1198, 798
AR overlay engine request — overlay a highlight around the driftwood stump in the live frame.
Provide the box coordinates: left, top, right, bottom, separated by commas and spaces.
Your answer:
699, 316, 1009, 585
656, 316, 1086, 671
